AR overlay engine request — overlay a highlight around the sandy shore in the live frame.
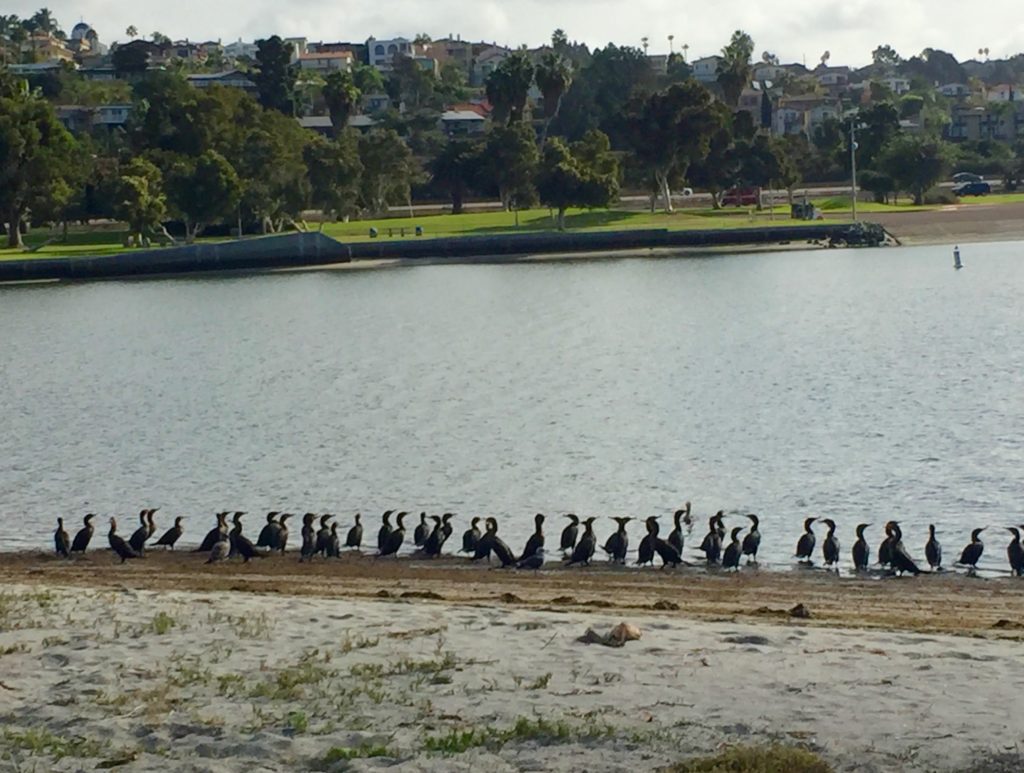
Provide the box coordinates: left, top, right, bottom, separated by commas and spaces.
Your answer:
2, 553, 1024, 771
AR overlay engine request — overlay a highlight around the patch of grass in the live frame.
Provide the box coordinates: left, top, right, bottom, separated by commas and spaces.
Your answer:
151, 612, 176, 635
0, 728, 107, 761
423, 728, 492, 754
249, 650, 334, 700
665, 744, 834, 773
286, 710, 309, 734
322, 743, 393, 763
526, 673, 552, 690
0, 643, 29, 656
423, 716, 613, 755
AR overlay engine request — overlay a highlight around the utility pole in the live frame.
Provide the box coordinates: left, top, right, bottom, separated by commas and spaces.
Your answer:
850, 117, 858, 222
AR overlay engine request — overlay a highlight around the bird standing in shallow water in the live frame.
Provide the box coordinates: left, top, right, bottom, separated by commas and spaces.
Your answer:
560, 514, 579, 557
486, 518, 516, 567
741, 514, 760, 564
957, 528, 986, 575
423, 516, 445, 557
722, 527, 743, 570
795, 518, 817, 564
196, 512, 228, 553
887, 522, 921, 576
822, 519, 840, 570
925, 524, 942, 571
315, 515, 333, 557
1006, 528, 1024, 577
667, 510, 685, 556
878, 523, 895, 568
71, 514, 96, 554
852, 524, 870, 571
603, 517, 631, 564
300, 513, 317, 562
256, 512, 281, 549
345, 514, 363, 550
154, 517, 184, 550
699, 513, 724, 565
519, 514, 545, 562
461, 517, 481, 554
566, 517, 597, 566
128, 510, 151, 555
377, 510, 394, 552
379, 512, 407, 557
54, 518, 70, 558
108, 518, 140, 563
413, 513, 430, 547
636, 517, 659, 566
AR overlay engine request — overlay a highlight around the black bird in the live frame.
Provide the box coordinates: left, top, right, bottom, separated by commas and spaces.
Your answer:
54, 517, 70, 558
888, 522, 922, 576
196, 512, 229, 553
722, 526, 743, 570
229, 512, 263, 562
699, 513, 724, 564
741, 514, 761, 564
602, 517, 631, 564
471, 518, 494, 561
1007, 527, 1024, 577
380, 512, 407, 557
315, 515, 333, 557
377, 510, 394, 552
461, 517, 482, 554
300, 513, 317, 562
566, 517, 597, 566
795, 517, 817, 563
519, 513, 545, 562
441, 513, 455, 542
326, 522, 341, 558
486, 518, 516, 567
108, 517, 140, 563
852, 523, 870, 571
636, 517, 659, 566
422, 516, 445, 557
925, 524, 942, 571
668, 510, 685, 557
70, 513, 96, 554
517, 547, 544, 571
413, 513, 430, 547
878, 523, 895, 568
346, 513, 363, 549
559, 514, 579, 557
128, 510, 151, 555
654, 533, 684, 568
822, 519, 840, 569
226, 511, 247, 557
256, 512, 281, 549
957, 528, 986, 575
276, 513, 292, 553
154, 517, 184, 550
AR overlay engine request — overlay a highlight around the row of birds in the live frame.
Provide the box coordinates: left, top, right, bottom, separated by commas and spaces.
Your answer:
51, 506, 1024, 576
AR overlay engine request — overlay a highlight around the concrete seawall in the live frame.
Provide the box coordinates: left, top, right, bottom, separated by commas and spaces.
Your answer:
0, 224, 886, 283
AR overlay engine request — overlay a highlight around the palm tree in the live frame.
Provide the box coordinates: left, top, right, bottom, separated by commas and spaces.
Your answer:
534, 52, 573, 145
485, 52, 535, 125
322, 70, 361, 129
126, 25, 138, 39
668, 34, 675, 54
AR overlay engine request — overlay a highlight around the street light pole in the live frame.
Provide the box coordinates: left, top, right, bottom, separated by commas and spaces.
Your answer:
850, 118, 858, 222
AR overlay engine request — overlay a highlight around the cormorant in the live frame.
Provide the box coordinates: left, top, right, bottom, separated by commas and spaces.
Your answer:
206, 536, 230, 564
229, 512, 263, 562
517, 547, 544, 571
315, 515, 333, 557
346, 513, 363, 549
54, 517, 70, 558
377, 510, 394, 552
722, 526, 743, 570
276, 513, 292, 553
471, 518, 494, 561
654, 533, 684, 568
888, 522, 922, 576
925, 524, 942, 571
299, 513, 317, 561
668, 510, 685, 556
636, 517, 659, 566
226, 511, 247, 557
379, 512, 407, 557
414, 513, 429, 546
108, 518, 140, 563
699, 514, 723, 564
566, 517, 597, 566
602, 517, 631, 564
560, 514, 579, 557
741, 514, 761, 564
423, 516, 445, 557
957, 528, 985, 575
70, 514, 96, 553
486, 518, 516, 567
256, 512, 281, 548
461, 517, 482, 554
154, 517, 184, 550
145, 508, 158, 538
852, 524, 870, 571
822, 519, 840, 569
519, 513, 545, 562
795, 517, 817, 563
196, 512, 228, 553
441, 513, 455, 542
1007, 528, 1024, 577
878, 523, 895, 568
128, 510, 151, 554
327, 522, 341, 558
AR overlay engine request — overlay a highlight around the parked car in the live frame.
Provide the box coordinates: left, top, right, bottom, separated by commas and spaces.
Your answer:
952, 172, 983, 184
721, 187, 760, 207
953, 180, 992, 196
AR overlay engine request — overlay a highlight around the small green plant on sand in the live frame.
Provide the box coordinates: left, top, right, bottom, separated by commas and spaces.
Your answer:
665, 744, 834, 773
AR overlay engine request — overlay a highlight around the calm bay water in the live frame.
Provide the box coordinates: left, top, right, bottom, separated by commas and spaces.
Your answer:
2, 243, 1023, 572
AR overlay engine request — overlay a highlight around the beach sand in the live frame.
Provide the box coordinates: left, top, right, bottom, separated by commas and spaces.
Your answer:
2, 552, 1024, 771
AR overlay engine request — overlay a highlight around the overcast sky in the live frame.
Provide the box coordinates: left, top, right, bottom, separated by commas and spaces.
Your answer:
12, 1, 1024, 67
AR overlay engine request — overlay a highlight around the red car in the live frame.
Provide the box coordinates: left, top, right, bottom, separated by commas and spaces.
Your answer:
721, 187, 761, 207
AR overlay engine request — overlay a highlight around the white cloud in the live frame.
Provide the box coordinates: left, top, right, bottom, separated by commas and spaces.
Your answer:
10, 0, 1024, 66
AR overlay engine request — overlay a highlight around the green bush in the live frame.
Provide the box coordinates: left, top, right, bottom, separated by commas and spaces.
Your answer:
666, 744, 834, 773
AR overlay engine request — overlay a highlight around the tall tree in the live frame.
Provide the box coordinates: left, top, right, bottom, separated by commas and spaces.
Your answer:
717, 30, 754, 107
235, 108, 310, 233
254, 35, 296, 115
872, 44, 902, 67
534, 52, 573, 144
115, 157, 167, 246
322, 70, 360, 130
358, 129, 415, 214
305, 131, 362, 229
536, 130, 619, 229
878, 135, 954, 205
429, 137, 481, 214
165, 150, 241, 242
480, 122, 539, 211
485, 52, 535, 125
0, 84, 79, 247
112, 41, 151, 77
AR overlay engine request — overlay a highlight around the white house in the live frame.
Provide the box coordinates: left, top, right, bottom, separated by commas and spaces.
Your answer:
692, 55, 723, 83
937, 83, 970, 99
987, 84, 1017, 102
298, 51, 354, 72
224, 39, 258, 60
752, 63, 786, 83
472, 45, 511, 85
880, 76, 910, 95
440, 109, 486, 135
94, 104, 132, 126
186, 70, 257, 91
367, 37, 413, 71
772, 96, 839, 136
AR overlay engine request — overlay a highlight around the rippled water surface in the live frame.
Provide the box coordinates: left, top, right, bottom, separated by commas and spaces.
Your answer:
2, 243, 1023, 572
